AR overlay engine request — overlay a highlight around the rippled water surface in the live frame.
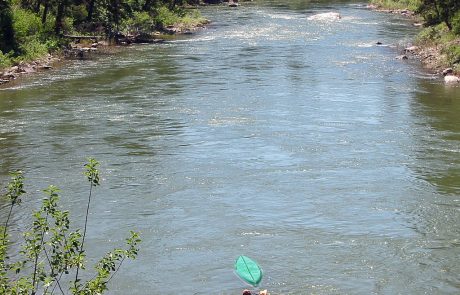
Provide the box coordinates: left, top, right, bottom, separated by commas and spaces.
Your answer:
1, 1, 460, 294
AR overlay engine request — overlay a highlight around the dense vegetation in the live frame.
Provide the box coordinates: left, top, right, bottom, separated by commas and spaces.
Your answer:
1, 159, 141, 294
371, 0, 460, 71
0, 0, 209, 69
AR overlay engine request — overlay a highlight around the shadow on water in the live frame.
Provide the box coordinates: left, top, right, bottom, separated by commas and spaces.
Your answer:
411, 82, 460, 196
0, 90, 31, 177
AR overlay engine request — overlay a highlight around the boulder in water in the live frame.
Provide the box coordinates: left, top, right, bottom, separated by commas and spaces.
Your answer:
444, 75, 460, 84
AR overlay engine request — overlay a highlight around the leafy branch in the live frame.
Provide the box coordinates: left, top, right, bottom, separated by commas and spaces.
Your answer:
0, 159, 141, 295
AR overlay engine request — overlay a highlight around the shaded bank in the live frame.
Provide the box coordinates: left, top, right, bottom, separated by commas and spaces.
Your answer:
0, 4, 210, 87
369, 0, 460, 82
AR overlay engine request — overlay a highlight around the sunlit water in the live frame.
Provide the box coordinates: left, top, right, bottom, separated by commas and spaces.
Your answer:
1, 1, 459, 294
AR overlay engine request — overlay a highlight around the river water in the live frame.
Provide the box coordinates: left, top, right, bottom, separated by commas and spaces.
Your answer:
1, 1, 459, 294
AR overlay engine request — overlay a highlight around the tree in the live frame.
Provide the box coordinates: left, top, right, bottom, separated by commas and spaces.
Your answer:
55, 0, 69, 35
0, 0, 18, 54
418, 0, 460, 30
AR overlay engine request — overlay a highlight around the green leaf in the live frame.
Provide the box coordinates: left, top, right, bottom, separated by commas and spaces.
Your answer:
235, 255, 263, 287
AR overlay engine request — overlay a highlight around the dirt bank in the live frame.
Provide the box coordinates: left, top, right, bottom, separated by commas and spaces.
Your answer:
367, 4, 460, 84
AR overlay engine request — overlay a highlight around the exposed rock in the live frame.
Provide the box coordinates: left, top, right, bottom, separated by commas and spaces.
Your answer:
396, 55, 408, 60
404, 46, 419, 54
98, 40, 109, 46
19, 65, 36, 74
442, 68, 453, 76
228, 0, 239, 7
2, 72, 17, 80
376, 41, 383, 45
444, 75, 460, 83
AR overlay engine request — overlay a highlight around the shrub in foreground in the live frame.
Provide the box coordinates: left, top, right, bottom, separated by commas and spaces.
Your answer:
0, 158, 141, 294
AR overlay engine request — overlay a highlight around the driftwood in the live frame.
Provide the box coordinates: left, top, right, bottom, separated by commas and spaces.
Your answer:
63, 35, 105, 42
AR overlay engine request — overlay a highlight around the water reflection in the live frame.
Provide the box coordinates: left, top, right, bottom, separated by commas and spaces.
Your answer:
412, 82, 460, 195
0, 90, 30, 176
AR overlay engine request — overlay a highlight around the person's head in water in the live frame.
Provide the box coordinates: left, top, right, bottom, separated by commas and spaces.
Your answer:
242, 290, 269, 295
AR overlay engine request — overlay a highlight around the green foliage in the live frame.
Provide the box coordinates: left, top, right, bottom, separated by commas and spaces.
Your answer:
452, 10, 460, 34
417, 0, 460, 30
12, 8, 42, 42
122, 11, 155, 33
19, 38, 49, 60
71, 4, 89, 26
178, 8, 207, 28
155, 6, 180, 28
0, 51, 13, 69
443, 43, 460, 64
370, 0, 422, 11
416, 23, 447, 43
371, 0, 460, 35
415, 22, 460, 68
0, 1, 18, 54
1, 0, 206, 66
0, 159, 141, 294
4, 171, 25, 205
154, 6, 206, 29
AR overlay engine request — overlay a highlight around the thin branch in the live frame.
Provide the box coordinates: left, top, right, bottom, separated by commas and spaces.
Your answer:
106, 256, 126, 284
74, 180, 93, 286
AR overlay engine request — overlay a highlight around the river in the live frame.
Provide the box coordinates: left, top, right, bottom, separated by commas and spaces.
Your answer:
1, 1, 459, 294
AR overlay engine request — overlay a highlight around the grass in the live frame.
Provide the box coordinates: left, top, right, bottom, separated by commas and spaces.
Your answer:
370, 0, 421, 12
416, 23, 460, 72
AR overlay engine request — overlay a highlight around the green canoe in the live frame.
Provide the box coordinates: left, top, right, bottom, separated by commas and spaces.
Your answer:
235, 255, 263, 287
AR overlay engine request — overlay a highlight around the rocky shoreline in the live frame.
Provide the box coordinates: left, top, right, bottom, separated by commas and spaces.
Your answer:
367, 4, 460, 84
0, 20, 209, 87
0, 54, 60, 86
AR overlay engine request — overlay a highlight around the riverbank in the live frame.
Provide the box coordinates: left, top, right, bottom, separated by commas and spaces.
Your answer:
368, 1, 460, 83
0, 19, 210, 87
0, 1, 212, 87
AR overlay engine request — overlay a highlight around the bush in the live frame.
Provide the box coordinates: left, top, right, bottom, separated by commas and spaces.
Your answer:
19, 38, 49, 60
416, 23, 451, 44
370, 0, 421, 11
154, 6, 207, 30
122, 11, 155, 33
452, 11, 460, 35
155, 6, 180, 28
0, 51, 13, 69
443, 44, 460, 65
12, 8, 42, 43
0, 159, 141, 294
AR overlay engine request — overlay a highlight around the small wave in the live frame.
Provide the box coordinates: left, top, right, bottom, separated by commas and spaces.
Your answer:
171, 36, 216, 43
307, 12, 341, 21
265, 12, 299, 20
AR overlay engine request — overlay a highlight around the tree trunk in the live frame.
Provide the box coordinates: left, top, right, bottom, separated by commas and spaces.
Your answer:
34, 0, 41, 13
55, 0, 67, 35
42, 1, 49, 24
0, 0, 17, 53
142, 0, 156, 11
86, 0, 96, 22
